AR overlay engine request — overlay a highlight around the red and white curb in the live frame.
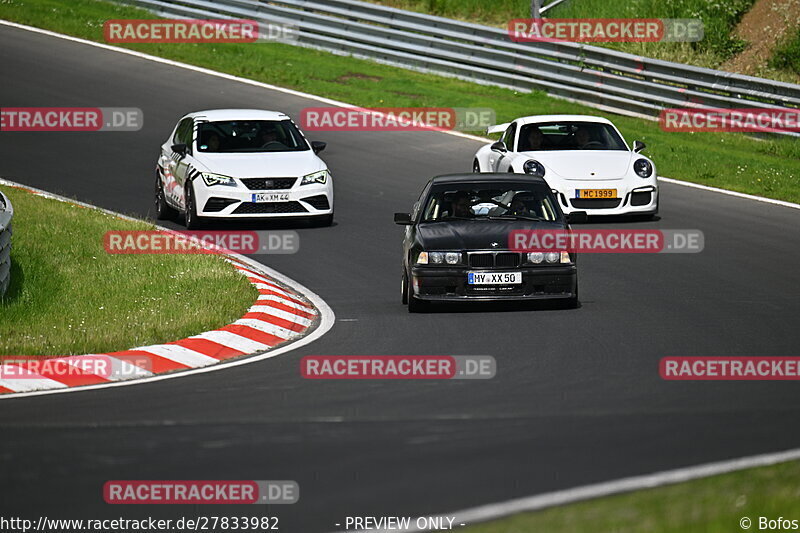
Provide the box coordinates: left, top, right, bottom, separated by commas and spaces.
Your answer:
0, 179, 334, 399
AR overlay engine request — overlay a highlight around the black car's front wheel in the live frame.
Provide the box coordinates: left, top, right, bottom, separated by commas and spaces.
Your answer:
406, 279, 428, 313
401, 271, 409, 304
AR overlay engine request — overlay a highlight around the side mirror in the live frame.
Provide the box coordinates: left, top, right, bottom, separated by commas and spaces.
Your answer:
567, 211, 588, 224
490, 141, 507, 153
171, 143, 188, 156
311, 141, 327, 154
394, 212, 413, 225
633, 140, 646, 153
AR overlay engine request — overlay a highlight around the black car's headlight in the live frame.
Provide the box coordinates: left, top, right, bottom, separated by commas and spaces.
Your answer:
523, 160, 546, 178
416, 251, 462, 265
201, 173, 236, 187
527, 251, 571, 264
634, 159, 653, 178
301, 170, 329, 185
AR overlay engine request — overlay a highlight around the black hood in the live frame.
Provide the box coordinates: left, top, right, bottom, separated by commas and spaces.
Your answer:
416, 220, 564, 250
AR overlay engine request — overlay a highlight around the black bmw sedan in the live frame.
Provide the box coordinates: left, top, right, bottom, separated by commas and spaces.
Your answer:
394, 174, 584, 312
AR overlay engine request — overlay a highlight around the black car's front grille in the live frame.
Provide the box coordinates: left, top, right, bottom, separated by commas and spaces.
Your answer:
240, 178, 296, 190
570, 198, 622, 209
468, 252, 521, 268
203, 197, 238, 213
232, 202, 308, 214
630, 191, 652, 206
300, 194, 330, 210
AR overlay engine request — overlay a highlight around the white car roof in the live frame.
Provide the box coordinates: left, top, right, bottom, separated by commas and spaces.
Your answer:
186, 109, 291, 122
516, 114, 615, 126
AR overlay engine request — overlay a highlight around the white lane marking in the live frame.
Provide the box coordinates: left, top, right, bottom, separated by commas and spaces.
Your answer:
234, 318, 298, 340
333, 447, 800, 532
192, 330, 272, 354
658, 176, 800, 210
1, 20, 797, 211
256, 293, 316, 313
248, 305, 314, 327
0, 365, 69, 392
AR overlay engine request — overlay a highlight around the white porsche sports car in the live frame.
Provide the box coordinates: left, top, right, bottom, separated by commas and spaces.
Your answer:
156, 109, 333, 228
473, 115, 658, 218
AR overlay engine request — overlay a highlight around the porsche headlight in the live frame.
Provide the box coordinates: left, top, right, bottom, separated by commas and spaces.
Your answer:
301, 170, 329, 185
201, 173, 235, 187
523, 160, 546, 178
634, 159, 653, 178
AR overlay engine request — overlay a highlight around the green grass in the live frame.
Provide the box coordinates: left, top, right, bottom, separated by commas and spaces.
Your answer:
0, 185, 257, 355
366, 0, 754, 69
1, 0, 799, 205
771, 28, 800, 77
464, 459, 800, 533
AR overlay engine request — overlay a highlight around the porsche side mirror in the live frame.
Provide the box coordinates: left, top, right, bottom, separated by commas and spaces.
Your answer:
171, 143, 188, 156
567, 211, 588, 224
490, 141, 507, 153
311, 141, 327, 154
633, 140, 646, 153
394, 212, 413, 225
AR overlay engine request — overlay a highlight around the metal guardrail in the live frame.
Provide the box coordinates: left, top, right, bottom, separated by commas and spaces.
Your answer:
0, 191, 13, 297
117, 0, 800, 135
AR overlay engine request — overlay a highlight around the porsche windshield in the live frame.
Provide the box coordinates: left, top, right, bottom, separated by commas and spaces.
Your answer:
421, 182, 561, 222
196, 120, 310, 153
517, 121, 627, 151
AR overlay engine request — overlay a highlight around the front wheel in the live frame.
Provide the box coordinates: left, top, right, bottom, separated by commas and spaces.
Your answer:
154, 172, 176, 221
184, 182, 204, 229
401, 271, 408, 304
473, 160, 481, 173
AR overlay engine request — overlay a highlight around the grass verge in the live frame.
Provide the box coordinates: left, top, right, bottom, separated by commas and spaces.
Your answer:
0, 185, 257, 355
0, 0, 798, 203
771, 28, 800, 78
463, 459, 800, 533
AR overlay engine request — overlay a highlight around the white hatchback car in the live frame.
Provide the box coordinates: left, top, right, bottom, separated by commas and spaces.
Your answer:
156, 109, 333, 228
473, 115, 658, 218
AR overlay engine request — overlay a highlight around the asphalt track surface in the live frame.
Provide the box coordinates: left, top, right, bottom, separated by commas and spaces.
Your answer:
1, 25, 800, 532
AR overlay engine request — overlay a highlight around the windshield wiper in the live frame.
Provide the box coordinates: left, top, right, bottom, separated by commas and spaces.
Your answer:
487, 215, 545, 222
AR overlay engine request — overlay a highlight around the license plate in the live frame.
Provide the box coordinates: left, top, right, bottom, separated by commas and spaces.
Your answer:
468, 272, 522, 285
576, 188, 617, 199
252, 193, 290, 203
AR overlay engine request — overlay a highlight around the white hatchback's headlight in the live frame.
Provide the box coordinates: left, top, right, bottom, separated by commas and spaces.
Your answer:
201, 173, 235, 187
301, 170, 329, 185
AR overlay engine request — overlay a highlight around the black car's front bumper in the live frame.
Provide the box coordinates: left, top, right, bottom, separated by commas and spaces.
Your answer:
410, 265, 577, 302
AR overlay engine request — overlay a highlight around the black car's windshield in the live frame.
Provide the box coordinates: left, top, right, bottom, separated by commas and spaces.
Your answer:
196, 120, 309, 153
421, 182, 561, 223
517, 121, 627, 152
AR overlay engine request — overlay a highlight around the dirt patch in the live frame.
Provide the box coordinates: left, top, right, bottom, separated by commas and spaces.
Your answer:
722, 0, 800, 76
334, 72, 383, 83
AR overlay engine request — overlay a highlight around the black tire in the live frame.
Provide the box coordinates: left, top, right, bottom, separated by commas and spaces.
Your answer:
401, 271, 408, 305
154, 172, 176, 221
311, 212, 334, 227
473, 160, 481, 173
184, 181, 203, 230
406, 279, 428, 313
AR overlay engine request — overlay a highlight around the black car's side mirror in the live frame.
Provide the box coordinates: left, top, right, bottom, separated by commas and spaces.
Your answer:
394, 212, 413, 225
171, 143, 188, 156
633, 140, 646, 153
567, 211, 588, 224
311, 141, 327, 154
490, 141, 507, 153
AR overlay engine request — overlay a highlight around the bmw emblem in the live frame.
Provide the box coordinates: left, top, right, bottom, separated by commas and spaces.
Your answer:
490, 242, 500, 248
